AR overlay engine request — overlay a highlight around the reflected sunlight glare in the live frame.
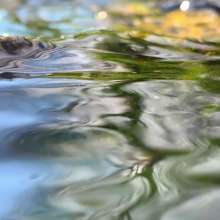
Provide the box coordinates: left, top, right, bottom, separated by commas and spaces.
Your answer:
180, 0, 190, 11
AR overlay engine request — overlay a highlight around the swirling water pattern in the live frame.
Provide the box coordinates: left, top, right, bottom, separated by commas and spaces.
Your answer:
1, 0, 220, 220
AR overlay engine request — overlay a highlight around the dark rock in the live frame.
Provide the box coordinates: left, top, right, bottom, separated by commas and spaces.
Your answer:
0, 36, 55, 56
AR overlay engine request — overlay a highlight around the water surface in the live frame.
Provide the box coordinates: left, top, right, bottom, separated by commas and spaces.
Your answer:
1, 1, 220, 220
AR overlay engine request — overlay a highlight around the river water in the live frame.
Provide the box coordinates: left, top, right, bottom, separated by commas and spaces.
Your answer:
0, 0, 220, 220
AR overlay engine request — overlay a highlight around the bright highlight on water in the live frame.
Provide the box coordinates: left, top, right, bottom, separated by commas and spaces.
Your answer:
180, 1, 190, 11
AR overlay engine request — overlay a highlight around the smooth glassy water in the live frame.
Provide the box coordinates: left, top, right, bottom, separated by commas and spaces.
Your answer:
0, 0, 220, 219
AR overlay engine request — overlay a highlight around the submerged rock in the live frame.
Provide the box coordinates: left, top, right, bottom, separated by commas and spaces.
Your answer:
0, 36, 55, 56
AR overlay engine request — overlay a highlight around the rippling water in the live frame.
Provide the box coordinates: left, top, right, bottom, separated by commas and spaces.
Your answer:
1, 0, 220, 220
